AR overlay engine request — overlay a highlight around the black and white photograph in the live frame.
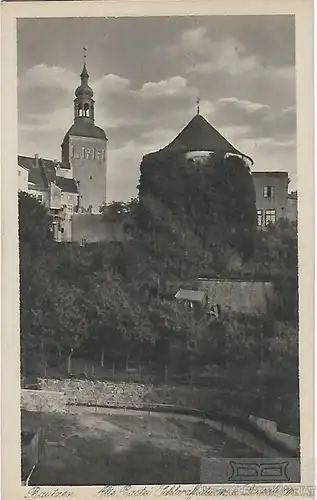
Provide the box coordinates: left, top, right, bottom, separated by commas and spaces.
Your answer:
0, 1, 315, 496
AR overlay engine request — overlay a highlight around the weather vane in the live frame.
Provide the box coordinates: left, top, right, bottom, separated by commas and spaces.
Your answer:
196, 95, 200, 115
83, 46, 87, 63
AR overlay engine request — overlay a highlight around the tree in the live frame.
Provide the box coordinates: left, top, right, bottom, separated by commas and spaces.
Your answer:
248, 219, 298, 324
100, 198, 140, 239
18, 191, 52, 247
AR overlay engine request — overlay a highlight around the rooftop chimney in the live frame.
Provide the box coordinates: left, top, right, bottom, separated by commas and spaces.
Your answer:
34, 153, 39, 168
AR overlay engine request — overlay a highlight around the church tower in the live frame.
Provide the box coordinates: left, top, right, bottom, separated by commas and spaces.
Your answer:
61, 49, 108, 213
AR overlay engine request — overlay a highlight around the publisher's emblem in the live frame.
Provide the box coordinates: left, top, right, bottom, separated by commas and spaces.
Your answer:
228, 460, 290, 482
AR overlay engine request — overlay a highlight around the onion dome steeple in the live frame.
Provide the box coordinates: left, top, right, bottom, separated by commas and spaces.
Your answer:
61, 48, 107, 166
74, 47, 95, 121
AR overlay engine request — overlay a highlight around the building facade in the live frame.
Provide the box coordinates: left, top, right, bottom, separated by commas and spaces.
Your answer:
252, 171, 291, 228
18, 154, 79, 242
286, 191, 298, 222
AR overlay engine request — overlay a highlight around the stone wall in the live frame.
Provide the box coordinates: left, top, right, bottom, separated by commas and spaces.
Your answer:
21, 389, 67, 413
30, 379, 299, 456
249, 415, 299, 453
197, 278, 273, 314
71, 214, 127, 243
21, 429, 44, 483
38, 379, 149, 406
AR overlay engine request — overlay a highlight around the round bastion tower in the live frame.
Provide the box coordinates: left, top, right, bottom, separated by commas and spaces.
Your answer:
61, 53, 108, 214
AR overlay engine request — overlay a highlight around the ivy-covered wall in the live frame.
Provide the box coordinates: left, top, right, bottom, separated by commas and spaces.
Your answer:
138, 150, 257, 258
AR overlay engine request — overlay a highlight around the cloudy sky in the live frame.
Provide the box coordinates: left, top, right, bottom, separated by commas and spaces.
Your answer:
17, 15, 296, 201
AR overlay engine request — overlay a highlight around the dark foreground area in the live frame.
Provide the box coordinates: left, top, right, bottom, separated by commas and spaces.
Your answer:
22, 409, 257, 486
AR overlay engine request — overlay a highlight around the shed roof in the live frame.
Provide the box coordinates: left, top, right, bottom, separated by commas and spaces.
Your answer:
175, 289, 207, 302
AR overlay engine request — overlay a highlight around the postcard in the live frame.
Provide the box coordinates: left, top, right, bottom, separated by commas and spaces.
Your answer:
1, 0, 314, 499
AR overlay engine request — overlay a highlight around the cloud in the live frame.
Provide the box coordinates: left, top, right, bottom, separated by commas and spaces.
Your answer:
217, 97, 269, 113
139, 76, 190, 98
191, 37, 261, 76
19, 107, 73, 133
171, 27, 211, 56
19, 63, 77, 93
207, 97, 296, 145
177, 32, 295, 83
93, 73, 131, 95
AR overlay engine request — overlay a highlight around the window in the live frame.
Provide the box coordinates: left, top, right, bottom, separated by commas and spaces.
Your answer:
18, 171, 21, 177
37, 194, 43, 202
71, 146, 75, 158
67, 204, 73, 214
80, 239, 87, 247
102, 149, 106, 162
81, 147, 85, 158
92, 148, 95, 160
257, 209, 263, 227
86, 149, 91, 159
67, 195, 72, 201
97, 150, 101, 161
265, 209, 276, 226
89, 175, 93, 180
263, 186, 275, 199
84, 103, 90, 117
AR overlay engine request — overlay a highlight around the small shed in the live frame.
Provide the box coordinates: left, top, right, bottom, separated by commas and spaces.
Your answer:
175, 289, 207, 314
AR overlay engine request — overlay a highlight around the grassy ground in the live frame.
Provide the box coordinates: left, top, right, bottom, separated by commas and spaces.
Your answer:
22, 409, 255, 486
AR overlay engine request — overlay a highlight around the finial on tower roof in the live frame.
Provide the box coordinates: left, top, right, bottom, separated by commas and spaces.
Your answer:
196, 95, 200, 115
80, 47, 89, 82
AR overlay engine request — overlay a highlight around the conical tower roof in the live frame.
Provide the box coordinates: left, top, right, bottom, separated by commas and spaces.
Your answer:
163, 114, 253, 164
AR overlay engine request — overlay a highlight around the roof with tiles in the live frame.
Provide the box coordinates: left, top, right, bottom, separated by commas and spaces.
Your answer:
17, 155, 78, 194
55, 176, 78, 194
